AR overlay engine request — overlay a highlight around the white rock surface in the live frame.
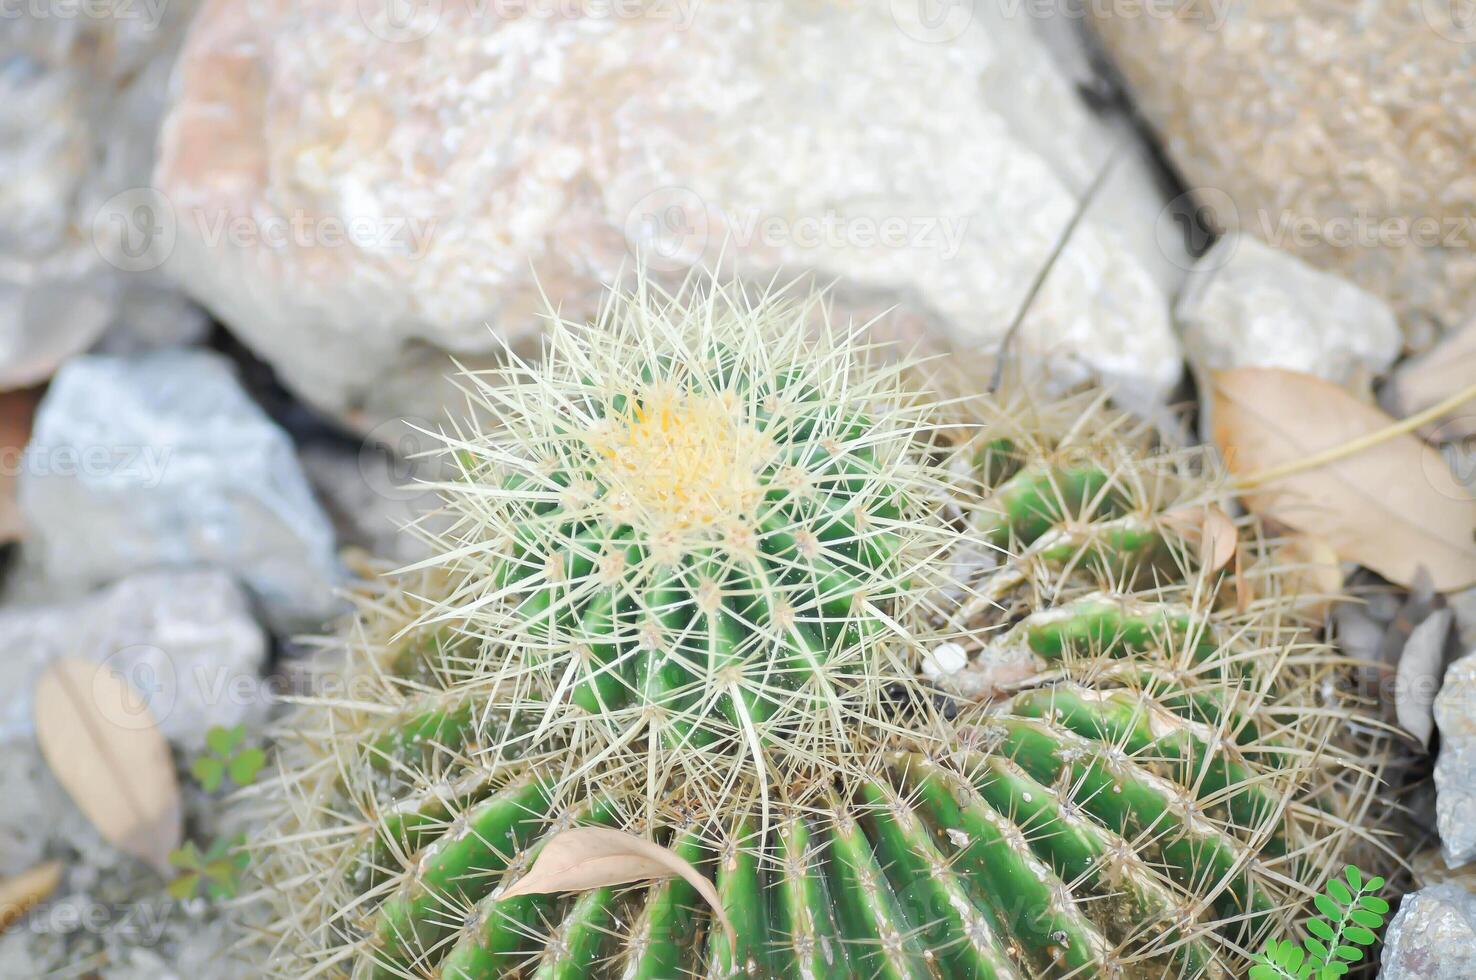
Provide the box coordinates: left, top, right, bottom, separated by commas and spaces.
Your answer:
18, 349, 344, 631
0, 0, 206, 388
0, 569, 267, 745
1381, 883, 1476, 979
1176, 235, 1402, 392
1435, 648, 1476, 867
156, 0, 1182, 428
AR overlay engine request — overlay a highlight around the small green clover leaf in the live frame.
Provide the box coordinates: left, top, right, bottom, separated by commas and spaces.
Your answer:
167, 835, 250, 901
191, 725, 266, 792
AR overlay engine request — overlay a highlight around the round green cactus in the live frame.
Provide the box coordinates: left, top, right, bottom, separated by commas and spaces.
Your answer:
248, 283, 1390, 979
386, 281, 957, 823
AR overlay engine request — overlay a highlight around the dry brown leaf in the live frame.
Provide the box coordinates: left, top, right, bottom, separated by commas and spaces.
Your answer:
1386, 323, 1476, 441
1163, 505, 1238, 573
34, 659, 182, 876
0, 861, 62, 936
1273, 535, 1345, 620
0, 388, 39, 543
1212, 368, 1476, 592
501, 826, 735, 948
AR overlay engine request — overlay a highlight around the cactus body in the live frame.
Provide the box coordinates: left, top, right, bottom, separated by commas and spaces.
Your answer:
250, 283, 1388, 979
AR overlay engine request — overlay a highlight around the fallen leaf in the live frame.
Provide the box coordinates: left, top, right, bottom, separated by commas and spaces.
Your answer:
1273, 535, 1345, 620
1211, 368, 1476, 592
1385, 323, 1476, 441
1395, 608, 1453, 749
500, 826, 735, 948
0, 861, 62, 936
1163, 505, 1238, 573
33, 659, 183, 876
1233, 543, 1251, 614
0, 388, 40, 543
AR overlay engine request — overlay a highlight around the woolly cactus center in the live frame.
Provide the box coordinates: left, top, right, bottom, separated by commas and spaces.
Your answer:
585, 384, 773, 537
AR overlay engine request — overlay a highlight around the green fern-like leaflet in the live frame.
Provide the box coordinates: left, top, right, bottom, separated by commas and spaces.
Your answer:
1251, 865, 1390, 979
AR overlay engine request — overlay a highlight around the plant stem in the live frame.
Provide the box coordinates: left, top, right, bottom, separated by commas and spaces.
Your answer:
1235, 380, 1476, 490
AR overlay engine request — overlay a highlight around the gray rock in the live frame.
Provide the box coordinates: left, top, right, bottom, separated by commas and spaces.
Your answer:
1435, 649, 1476, 867
18, 349, 345, 632
156, 0, 1183, 430
1383, 321, 1476, 444
298, 436, 445, 566
1381, 883, 1476, 979
1455, 589, 1476, 659
0, 0, 205, 388
1176, 235, 1401, 393
0, 569, 268, 746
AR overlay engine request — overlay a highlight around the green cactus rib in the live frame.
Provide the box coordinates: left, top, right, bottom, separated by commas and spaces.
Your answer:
347, 651, 1321, 979
1008, 685, 1287, 853
351, 739, 1286, 978
369, 773, 550, 975
981, 465, 1123, 547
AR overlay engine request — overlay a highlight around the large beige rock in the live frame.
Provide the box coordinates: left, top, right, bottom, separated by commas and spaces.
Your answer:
0, 0, 206, 389
155, 0, 1183, 428
1089, 1, 1476, 343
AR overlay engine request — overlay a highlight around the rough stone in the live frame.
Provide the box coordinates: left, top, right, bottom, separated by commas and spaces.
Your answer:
18, 349, 345, 632
1435, 648, 1476, 867
156, 0, 1183, 428
1381, 882, 1476, 979
1455, 588, 1476, 658
1176, 234, 1401, 392
1089, 1, 1476, 342
0, 0, 206, 388
298, 437, 446, 566
0, 569, 268, 746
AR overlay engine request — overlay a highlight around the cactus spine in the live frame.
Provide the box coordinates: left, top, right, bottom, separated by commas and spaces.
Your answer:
249, 280, 1389, 979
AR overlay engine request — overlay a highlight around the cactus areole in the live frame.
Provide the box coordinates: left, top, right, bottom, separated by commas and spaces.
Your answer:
251, 280, 1387, 979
